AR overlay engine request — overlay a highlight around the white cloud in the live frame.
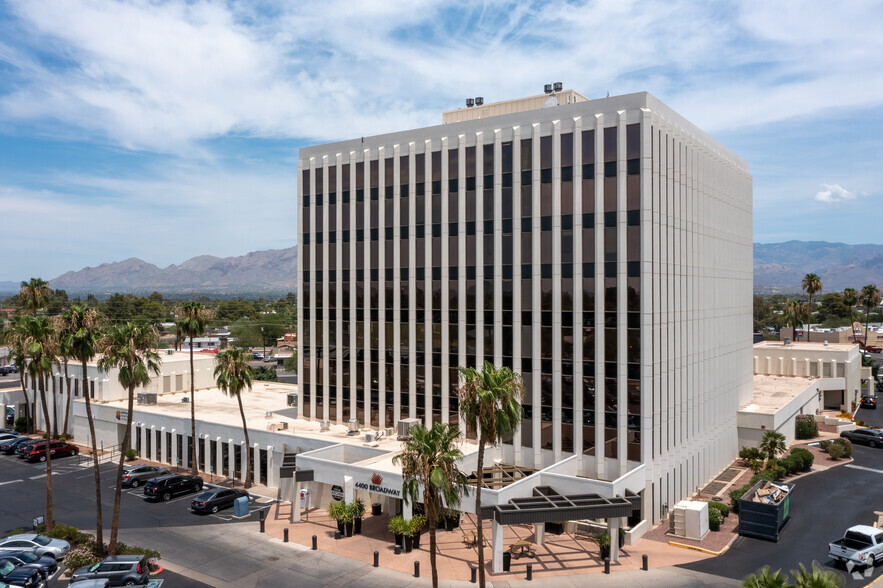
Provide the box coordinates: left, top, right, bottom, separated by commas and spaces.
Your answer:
815, 183, 856, 204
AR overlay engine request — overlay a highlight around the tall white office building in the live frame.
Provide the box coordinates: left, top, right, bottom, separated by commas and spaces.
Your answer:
297, 88, 753, 524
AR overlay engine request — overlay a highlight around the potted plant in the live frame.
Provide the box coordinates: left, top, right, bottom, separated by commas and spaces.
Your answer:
596, 530, 611, 560
388, 515, 408, 548
619, 527, 626, 548
351, 499, 365, 534
440, 508, 461, 531
544, 521, 565, 535
407, 514, 426, 550
341, 504, 355, 537
328, 501, 347, 535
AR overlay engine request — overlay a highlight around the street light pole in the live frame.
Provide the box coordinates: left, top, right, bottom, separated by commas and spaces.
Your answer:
261, 326, 265, 359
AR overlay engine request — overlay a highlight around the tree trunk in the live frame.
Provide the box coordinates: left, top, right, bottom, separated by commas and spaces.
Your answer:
110, 373, 136, 554
429, 523, 439, 588
475, 439, 486, 588
237, 394, 252, 488
62, 359, 71, 436
48, 372, 57, 439
84, 357, 104, 557
190, 340, 197, 477
866, 307, 871, 347
806, 295, 812, 343
18, 371, 30, 434
37, 368, 54, 530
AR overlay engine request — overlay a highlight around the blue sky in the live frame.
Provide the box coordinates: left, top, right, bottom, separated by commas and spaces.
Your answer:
1, 0, 882, 283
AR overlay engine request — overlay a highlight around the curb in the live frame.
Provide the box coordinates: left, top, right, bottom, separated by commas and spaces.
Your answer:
667, 541, 730, 556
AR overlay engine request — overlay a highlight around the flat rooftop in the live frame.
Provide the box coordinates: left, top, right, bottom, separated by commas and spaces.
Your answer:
740, 375, 814, 414
753, 340, 857, 352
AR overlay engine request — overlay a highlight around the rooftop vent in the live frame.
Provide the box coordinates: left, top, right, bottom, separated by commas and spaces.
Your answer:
320, 420, 331, 432
466, 98, 474, 107
553, 81, 563, 92
347, 418, 360, 435
544, 84, 553, 94
475, 97, 484, 106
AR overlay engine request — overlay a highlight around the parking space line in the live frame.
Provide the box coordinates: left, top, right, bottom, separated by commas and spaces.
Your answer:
29, 474, 47, 479
845, 464, 883, 475
0, 479, 22, 486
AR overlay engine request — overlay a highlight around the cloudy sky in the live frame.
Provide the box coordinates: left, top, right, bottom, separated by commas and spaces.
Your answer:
1, 0, 882, 283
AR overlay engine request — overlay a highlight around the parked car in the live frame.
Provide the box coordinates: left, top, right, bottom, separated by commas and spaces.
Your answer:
143, 474, 203, 501
861, 396, 878, 409
69, 554, 149, 586
0, 434, 19, 444
866, 345, 882, 353
22, 440, 78, 463
829, 524, 883, 568
0, 558, 43, 588
14, 440, 42, 458
0, 534, 70, 560
0, 550, 58, 579
120, 465, 169, 488
2, 438, 34, 455
4, 408, 12, 426
841, 428, 883, 447
191, 487, 249, 514
0, 366, 16, 376
252, 352, 264, 360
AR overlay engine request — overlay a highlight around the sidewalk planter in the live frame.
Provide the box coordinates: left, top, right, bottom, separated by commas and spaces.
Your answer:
388, 515, 408, 550
597, 531, 611, 559
344, 521, 354, 537
544, 521, 565, 535
351, 499, 365, 535
440, 510, 461, 531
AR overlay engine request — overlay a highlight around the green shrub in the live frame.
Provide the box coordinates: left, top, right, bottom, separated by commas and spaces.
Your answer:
819, 440, 832, 452
56, 433, 72, 442
708, 501, 729, 518
795, 414, 818, 439
13, 417, 29, 434
827, 443, 846, 460
729, 485, 752, 513
8, 528, 25, 536
779, 455, 798, 476
747, 458, 764, 473
790, 447, 814, 472
739, 447, 764, 461
708, 507, 722, 531
834, 438, 853, 458
115, 543, 161, 560
63, 546, 100, 571
41, 523, 80, 542
407, 514, 426, 537
125, 448, 139, 462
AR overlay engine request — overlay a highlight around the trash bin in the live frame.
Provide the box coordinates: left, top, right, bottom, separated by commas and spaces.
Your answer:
234, 496, 249, 517
372, 503, 382, 516
502, 551, 511, 572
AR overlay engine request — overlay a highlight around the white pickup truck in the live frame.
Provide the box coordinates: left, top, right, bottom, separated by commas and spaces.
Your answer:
829, 525, 883, 569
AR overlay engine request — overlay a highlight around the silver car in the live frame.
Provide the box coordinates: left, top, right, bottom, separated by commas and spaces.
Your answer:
121, 464, 170, 488
0, 534, 70, 560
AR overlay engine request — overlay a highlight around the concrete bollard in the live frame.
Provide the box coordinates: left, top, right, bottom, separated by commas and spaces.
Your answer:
334, 530, 341, 540
526, 563, 533, 581
394, 544, 401, 555
642, 554, 648, 571
259, 519, 265, 533
414, 561, 420, 578
604, 557, 610, 574
312, 535, 317, 550
283, 528, 289, 543
373, 551, 379, 567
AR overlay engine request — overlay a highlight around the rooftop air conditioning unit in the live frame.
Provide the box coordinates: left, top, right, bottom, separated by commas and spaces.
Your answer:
347, 418, 360, 435
397, 418, 420, 439
365, 432, 376, 443
320, 420, 331, 432
287, 393, 298, 407
783, 337, 792, 345
166, 349, 174, 355
181, 397, 190, 403
553, 81, 563, 92
385, 427, 396, 437
137, 393, 157, 405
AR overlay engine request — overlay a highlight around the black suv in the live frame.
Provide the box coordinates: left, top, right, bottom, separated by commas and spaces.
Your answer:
70, 554, 149, 585
0, 557, 43, 587
143, 474, 203, 501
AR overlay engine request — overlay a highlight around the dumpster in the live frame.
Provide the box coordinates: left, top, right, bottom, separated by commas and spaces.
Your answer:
738, 480, 793, 541
234, 496, 249, 517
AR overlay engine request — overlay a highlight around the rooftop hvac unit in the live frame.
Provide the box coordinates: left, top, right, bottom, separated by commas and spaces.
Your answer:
475, 97, 484, 106
347, 418, 360, 435
544, 83, 553, 94
181, 397, 190, 403
466, 98, 474, 107
397, 418, 420, 439
553, 81, 563, 92
137, 393, 157, 405
385, 427, 396, 437
166, 349, 174, 355
365, 432, 376, 443
320, 420, 331, 432
287, 393, 298, 407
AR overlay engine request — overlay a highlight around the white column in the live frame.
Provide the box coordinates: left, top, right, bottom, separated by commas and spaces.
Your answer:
227, 439, 235, 480
292, 481, 301, 522
140, 426, 147, 459
215, 437, 224, 479
253, 442, 261, 484
267, 446, 278, 489
534, 522, 545, 546
608, 516, 620, 562
344, 475, 354, 503
159, 427, 167, 464
170, 430, 177, 469
240, 442, 247, 483
402, 499, 413, 521
203, 435, 211, 473
181, 434, 188, 470
492, 517, 504, 573
149, 426, 157, 461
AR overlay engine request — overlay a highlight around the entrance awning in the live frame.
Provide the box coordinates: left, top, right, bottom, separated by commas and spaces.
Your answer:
482, 485, 641, 524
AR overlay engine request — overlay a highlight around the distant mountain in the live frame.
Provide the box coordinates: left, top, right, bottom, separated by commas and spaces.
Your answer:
754, 241, 883, 293
49, 246, 297, 296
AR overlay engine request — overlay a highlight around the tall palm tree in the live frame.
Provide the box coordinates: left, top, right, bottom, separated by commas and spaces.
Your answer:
62, 305, 106, 556
21, 316, 58, 529
3, 316, 32, 433
801, 273, 822, 342
394, 423, 469, 588
19, 278, 50, 316
784, 299, 809, 342
175, 302, 214, 476
98, 321, 161, 555
842, 288, 860, 342
457, 361, 523, 587
214, 348, 255, 488
859, 285, 882, 348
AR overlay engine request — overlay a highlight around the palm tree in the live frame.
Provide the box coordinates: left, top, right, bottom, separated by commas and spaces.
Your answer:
859, 285, 882, 348
3, 316, 32, 433
175, 302, 214, 476
790, 561, 843, 587
394, 423, 469, 588
742, 565, 789, 588
784, 299, 809, 342
21, 315, 58, 529
19, 277, 50, 316
61, 305, 106, 555
214, 348, 255, 488
842, 288, 860, 342
759, 431, 787, 461
801, 273, 822, 342
457, 361, 523, 587
98, 321, 161, 555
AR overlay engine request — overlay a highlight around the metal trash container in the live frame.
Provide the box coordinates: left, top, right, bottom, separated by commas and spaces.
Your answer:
234, 496, 249, 517
502, 551, 511, 572
372, 503, 382, 516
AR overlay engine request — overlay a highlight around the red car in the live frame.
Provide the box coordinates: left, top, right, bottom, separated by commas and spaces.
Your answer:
24, 441, 78, 462
865, 346, 882, 353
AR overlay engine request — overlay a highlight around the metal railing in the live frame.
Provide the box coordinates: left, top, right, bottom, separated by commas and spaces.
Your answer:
77, 443, 123, 466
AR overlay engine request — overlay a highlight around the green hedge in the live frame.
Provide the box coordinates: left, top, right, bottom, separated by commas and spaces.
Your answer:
707, 501, 729, 518
789, 447, 814, 472
708, 507, 722, 531
795, 414, 818, 439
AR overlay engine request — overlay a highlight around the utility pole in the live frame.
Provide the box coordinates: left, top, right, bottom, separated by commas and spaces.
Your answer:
261, 326, 266, 359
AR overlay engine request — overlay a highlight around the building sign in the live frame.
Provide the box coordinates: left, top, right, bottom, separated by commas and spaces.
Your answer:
331, 484, 344, 501
354, 472, 401, 498
115, 410, 128, 421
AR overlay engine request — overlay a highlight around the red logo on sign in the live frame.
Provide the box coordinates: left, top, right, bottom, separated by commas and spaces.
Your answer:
371, 472, 383, 485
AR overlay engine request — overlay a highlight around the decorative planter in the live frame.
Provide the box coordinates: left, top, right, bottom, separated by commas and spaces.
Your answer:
411, 533, 421, 549
337, 521, 345, 534
344, 522, 354, 537
441, 513, 461, 531
600, 545, 610, 560
393, 533, 404, 548
354, 517, 362, 535
403, 535, 413, 552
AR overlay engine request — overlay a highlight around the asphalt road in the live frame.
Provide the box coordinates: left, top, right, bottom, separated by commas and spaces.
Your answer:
680, 444, 883, 587
0, 372, 21, 390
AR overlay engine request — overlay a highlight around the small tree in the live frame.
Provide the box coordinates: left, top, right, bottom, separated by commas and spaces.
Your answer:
790, 561, 843, 587
759, 431, 787, 460
742, 565, 789, 588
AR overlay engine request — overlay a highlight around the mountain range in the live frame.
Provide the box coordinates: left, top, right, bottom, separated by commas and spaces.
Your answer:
1, 241, 881, 298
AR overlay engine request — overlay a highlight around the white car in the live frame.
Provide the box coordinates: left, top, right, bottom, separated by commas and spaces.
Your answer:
0, 534, 70, 560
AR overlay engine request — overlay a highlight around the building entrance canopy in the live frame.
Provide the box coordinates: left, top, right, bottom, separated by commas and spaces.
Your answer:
485, 485, 641, 525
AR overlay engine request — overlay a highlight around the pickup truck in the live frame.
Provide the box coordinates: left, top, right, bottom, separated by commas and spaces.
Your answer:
829, 525, 883, 568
